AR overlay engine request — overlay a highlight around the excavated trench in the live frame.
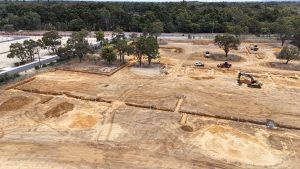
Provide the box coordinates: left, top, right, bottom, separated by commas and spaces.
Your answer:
11, 88, 300, 131
0, 95, 32, 111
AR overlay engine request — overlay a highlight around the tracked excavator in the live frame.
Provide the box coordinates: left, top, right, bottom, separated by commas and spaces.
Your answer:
237, 72, 263, 88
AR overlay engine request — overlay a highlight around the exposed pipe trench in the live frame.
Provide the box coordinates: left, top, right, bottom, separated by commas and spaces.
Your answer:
11, 88, 300, 131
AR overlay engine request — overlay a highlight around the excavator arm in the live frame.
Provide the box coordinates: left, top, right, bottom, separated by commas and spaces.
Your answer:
237, 72, 262, 88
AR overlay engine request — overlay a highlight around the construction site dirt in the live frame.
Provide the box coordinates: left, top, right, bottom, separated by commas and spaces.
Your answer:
0, 39, 300, 168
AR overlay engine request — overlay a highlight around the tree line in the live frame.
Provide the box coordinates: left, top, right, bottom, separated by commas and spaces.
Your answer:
7, 28, 160, 67
0, 2, 299, 35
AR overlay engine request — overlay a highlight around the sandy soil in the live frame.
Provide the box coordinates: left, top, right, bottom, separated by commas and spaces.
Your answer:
0, 38, 300, 168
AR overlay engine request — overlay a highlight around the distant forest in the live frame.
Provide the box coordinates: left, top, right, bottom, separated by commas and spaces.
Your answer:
0, 2, 299, 34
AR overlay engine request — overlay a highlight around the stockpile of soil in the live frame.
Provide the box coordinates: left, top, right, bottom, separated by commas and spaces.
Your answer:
210, 53, 243, 62
190, 125, 284, 166
0, 96, 32, 111
130, 64, 164, 77
44, 102, 74, 118
69, 115, 97, 129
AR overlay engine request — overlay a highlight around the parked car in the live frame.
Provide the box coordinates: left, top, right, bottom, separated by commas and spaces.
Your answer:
205, 51, 210, 58
217, 62, 231, 68
194, 61, 205, 67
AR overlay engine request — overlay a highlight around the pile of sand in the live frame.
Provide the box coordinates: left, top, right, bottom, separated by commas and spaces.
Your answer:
210, 53, 243, 62
130, 65, 163, 77
190, 125, 283, 166
69, 115, 97, 129
44, 102, 74, 118
0, 96, 32, 111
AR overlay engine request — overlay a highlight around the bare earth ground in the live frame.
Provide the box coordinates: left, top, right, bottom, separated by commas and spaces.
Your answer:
0, 39, 300, 168
56, 58, 125, 74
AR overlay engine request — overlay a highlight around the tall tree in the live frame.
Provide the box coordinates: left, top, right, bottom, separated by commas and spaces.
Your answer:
226, 25, 248, 37
214, 34, 240, 57
23, 39, 39, 62
42, 30, 61, 54
275, 19, 293, 46
67, 30, 91, 62
23, 12, 41, 30
111, 27, 128, 63
291, 29, 300, 49
3, 24, 14, 33
7, 42, 27, 63
101, 45, 117, 65
143, 21, 164, 39
142, 35, 159, 65
277, 45, 299, 64
133, 35, 159, 66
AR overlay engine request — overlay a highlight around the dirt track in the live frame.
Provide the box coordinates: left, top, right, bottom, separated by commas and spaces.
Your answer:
0, 39, 300, 168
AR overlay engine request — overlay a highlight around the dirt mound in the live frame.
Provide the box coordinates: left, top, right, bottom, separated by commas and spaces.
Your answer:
0, 96, 32, 111
181, 123, 195, 132
44, 102, 74, 118
210, 53, 243, 62
264, 62, 300, 71
38, 96, 53, 104
130, 64, 164, 77
69, 115, 97, 129
159, 46, 183, 53
191, 125, 283, 166
189, 76, 215, 80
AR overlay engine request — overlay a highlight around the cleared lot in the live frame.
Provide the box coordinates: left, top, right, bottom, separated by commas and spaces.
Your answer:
0, 39, 300, 168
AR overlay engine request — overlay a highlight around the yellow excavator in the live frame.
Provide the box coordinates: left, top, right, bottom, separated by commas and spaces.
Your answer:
237, 72, 263, 88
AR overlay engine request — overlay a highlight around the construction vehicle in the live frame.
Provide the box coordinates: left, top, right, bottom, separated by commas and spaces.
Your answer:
237, 72, 263, 88
204, 51, 210, 58
217, 61, 232, 68
250, 44, 259, 51
194, 61, 204, 67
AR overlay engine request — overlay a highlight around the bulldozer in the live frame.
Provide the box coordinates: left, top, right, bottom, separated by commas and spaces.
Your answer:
237, 72, 263, 88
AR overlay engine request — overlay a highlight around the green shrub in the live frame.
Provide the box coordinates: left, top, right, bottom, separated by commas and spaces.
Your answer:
0, 73, 20, 83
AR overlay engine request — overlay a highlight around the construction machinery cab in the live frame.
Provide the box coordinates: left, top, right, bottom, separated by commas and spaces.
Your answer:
237, 72, 262, 88
205, 51, 210, 58
217, 61, 232, 68
250, 44, 259, 51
